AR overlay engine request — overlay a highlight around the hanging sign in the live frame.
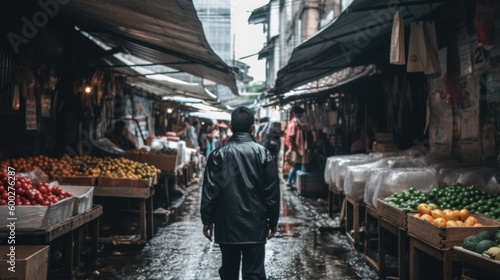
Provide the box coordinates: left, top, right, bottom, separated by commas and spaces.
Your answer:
458, 27, 472, 77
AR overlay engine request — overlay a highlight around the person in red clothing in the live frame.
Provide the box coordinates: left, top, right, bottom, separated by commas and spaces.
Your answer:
285, 105, 305, 188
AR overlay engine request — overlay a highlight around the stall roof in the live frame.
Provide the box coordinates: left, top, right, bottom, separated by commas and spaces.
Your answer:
62, 0, 239, 95
127, 76, 218, 101
272, 0, 444, 95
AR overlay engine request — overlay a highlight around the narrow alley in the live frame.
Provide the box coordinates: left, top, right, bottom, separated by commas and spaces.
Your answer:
81, 182, 380, 280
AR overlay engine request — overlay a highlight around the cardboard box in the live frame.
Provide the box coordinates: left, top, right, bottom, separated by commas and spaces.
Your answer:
407, 213, 500, 249
0, 197, 74, 231
58, 185, 94, 215
0, 245, 49, 280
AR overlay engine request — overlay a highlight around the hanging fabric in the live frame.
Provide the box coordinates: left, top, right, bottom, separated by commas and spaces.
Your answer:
424, 21, 441, 75
407, 22, 427, 72
390, 11, 406, 65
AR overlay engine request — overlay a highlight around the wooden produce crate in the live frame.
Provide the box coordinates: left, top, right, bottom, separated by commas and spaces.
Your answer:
0, 245, 49, 280
377, 199, 415, 230
124, 152, 178, 173
453, 246, 500, 279
409, 236, 458, 280
97, 176, 152, 188
57, 176, 96, 186
407, 213, 500, 249
296, 171, 328, 197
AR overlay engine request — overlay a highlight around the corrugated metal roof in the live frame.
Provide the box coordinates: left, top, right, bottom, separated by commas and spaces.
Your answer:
272, 0, 444, 95
62, 0, 239, 95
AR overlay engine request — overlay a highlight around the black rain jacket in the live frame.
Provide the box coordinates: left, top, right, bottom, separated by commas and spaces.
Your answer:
201, 132, 281, 244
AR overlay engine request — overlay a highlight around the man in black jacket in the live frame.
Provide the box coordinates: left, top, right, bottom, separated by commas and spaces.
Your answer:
201, 107, 281, 280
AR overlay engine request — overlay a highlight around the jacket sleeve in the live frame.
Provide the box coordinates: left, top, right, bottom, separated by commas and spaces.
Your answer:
262, 150, 281, 228
200, 150, 221, 225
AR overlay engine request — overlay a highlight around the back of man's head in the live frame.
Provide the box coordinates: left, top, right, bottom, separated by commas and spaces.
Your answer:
231, 107, 254, 133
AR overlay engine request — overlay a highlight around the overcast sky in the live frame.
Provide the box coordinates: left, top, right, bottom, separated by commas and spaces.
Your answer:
232, 0, 268, 83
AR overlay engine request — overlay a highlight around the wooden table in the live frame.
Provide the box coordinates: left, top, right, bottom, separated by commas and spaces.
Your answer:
363, 205, 379, 273
0, 205, 102, 278
328, 186, 344, 218
453, 246, 500, 279
345, 196, 366, 247
409, 236, 458, 280
378, 217, 409, 280
93, 186, 155, 244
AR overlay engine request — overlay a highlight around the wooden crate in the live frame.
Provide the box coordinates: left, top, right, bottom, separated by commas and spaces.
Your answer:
0, 246, 49, 280
124, 152, 178, 173
453, 246, 500, 278
58, 176, 96, 186
97, 177, 152, 188
407, 213, 500, 249
377, 199, 415, 230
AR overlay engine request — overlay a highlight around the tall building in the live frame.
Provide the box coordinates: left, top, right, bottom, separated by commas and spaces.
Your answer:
193, 0, 235, 102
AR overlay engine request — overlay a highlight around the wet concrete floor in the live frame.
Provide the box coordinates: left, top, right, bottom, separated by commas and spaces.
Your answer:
73, 182, 380, 280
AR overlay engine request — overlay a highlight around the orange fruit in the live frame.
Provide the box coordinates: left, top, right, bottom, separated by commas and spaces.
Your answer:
473, 223, 483, 227
415, 213, 421, 219
446, 220, 459, 227
417, 203, 431, 215
420, 214, 434, 223
431, 209, 445, 219
456, 220, 465, 226
433, 217, 447, 227
442, 209, 452, 216
459, 209, 469, 221
445, 210, 459, 221
464, 216, 477, 226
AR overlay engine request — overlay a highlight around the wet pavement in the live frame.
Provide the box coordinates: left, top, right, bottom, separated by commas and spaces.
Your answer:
72, 181, 380, 280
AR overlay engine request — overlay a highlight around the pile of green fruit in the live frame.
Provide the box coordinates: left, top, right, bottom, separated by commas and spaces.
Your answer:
159, 147, 177, 155
383, 183, 500, 220
463, 230, 500, 259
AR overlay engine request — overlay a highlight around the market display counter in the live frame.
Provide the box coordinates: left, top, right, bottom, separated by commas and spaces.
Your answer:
378, 217, 409, 280
328, 186, 344, 218
93, 186, 155, 244
0, 205, 102, 278
363, 205, 379, 273
345, 196, 366, 247
409, 236, 458, 280
453, 246, 500, 279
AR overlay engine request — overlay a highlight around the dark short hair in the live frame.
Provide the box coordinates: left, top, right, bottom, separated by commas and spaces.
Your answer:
231, 107, 254, 133
184, 119, 191, 124
192, 120, 199, 126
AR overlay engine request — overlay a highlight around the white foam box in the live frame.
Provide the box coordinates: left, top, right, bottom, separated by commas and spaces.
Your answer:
0, 245, 49, 280
0, 197, 74, 231
58, 185, 94, 216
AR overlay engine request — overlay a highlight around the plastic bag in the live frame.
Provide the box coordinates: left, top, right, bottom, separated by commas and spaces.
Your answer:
365, 168, 439, 207
323, 155, 369, 191
424, 21, 440, 75
407, 22, 427, 72
390, 11, 405, 65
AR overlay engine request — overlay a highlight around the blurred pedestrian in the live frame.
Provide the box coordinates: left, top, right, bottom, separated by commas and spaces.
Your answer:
285, 105, 305, 188
201, 107, 281, 280
105, 120, 137, 150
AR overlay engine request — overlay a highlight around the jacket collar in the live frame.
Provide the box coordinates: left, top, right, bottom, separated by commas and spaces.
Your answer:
229, 132, 256, 143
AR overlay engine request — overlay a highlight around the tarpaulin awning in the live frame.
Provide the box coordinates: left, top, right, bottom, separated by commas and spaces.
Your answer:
272, 0, 445, 95
62, 0, 239, 95
127, 76, 218, 101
